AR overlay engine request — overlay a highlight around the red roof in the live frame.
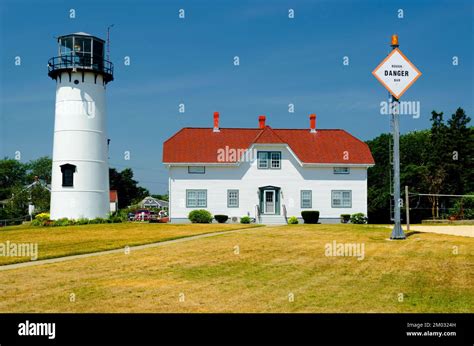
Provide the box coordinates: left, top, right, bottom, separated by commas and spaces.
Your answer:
163, 126, 374, 165
109, 190, 118, 202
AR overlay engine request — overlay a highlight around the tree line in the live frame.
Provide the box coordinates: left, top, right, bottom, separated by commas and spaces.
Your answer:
366, 107, 473, 223
0, 158, 151, 222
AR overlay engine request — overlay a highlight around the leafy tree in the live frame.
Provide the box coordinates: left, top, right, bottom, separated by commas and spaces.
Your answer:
109, 168, 150, 209
366, 108, 472, 222
445, 108, 473, 194
0, 157, 51, 223
30, 183, 51, 213
0, 158, 26, 200
26, 156, 52, 184
449, 195, 474, 219
2, 185, 29, 220
366, 134, 392, 223
0, 157, 150, 220
151, 194, 169, 201
422, 111, 449, 218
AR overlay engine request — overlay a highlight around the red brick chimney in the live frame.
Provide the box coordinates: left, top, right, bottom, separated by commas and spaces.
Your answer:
310, 114, 316, 133
259, 115, 266, 129
213, 112, 220, 132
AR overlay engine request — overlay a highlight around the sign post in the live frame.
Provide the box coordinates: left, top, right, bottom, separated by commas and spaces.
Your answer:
372, 35, 421, 239
405, 185, 410, 231
391, 87, 404, 239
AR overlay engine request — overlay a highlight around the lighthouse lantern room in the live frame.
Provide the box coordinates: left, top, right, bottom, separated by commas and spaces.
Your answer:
48, 32, 114, 220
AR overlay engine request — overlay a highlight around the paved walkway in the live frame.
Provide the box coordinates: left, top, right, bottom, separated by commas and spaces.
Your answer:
0, 227, 255, 272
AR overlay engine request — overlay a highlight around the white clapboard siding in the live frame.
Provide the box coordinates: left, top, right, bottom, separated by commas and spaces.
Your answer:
168, 145, 368, 223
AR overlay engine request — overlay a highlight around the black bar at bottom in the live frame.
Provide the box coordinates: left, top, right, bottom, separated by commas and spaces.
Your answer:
0, 313, 472, 345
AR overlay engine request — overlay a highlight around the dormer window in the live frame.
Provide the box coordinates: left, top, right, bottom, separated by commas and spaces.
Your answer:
257, 151, 281, 169
60, 164, 76, 187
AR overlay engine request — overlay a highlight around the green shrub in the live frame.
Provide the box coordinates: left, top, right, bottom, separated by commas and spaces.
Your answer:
53, 218, 70, 227
301, 211, 319, 224
240, 216, 251, 224
89, 217, 108, 224
122, 205, 141, 216
340, 214, 351, 223
350, 213, 367, 224
288, 216, 299, 224
35, 213, 50, 222
449, 195, 474, 219
214, 215, 229, 223
115, 210, 129, 222
108, 215, 123, 223
188, 209, 213, 223
31, 219, 42, 226
76, 218, 89, 225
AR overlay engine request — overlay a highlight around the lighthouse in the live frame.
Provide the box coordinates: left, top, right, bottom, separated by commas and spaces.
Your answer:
48, 32, 114, 220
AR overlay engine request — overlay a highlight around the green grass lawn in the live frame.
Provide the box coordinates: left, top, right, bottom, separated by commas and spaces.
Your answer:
0, 223, 472, 313
0, 222, 260, 265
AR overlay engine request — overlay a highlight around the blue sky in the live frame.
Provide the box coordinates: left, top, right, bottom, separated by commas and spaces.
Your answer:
0, 0, 472, 193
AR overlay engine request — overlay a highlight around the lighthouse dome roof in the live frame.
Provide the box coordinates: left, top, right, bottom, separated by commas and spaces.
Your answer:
58, 32, 105, 43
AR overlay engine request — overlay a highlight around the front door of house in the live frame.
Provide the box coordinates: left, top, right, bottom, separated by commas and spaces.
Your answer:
259, 186, 280, 215
264, 190, 275, 214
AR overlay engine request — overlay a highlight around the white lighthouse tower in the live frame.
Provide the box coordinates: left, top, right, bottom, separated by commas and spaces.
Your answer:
48, 32, 114, 220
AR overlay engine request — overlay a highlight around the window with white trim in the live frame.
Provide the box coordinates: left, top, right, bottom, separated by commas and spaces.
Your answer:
257, 152, 268, 169
257, 151, 281, 169
227, 190, 239, 208
186, 190, 207, 207
301, 190, 312, 208
332, 190, 352, 208
333, 167, 350, 174
270, 152, 281, 168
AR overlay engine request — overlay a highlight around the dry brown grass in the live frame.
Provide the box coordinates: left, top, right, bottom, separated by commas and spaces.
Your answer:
0, 224, 472, 313
0, 222, 258, 265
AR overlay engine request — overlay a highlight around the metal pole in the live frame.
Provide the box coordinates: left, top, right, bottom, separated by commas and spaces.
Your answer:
390, 35, 405, 239
405, 185, 410, 231
107, 24, 114, 61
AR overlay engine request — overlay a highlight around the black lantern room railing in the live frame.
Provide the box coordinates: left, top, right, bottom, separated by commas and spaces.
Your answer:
48, 55, 114, 83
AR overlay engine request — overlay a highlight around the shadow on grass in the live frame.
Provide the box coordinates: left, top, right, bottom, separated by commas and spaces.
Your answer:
405, 231, 423, 238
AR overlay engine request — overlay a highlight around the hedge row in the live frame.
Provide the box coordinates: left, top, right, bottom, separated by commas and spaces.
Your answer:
31, 215, 123, 227
187, 210, 252, 224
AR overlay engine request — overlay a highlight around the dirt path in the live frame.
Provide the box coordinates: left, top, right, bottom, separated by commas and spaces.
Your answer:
408, 225, 474, 237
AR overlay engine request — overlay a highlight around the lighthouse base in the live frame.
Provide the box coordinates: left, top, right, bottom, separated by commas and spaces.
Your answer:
50, 191, 109, 220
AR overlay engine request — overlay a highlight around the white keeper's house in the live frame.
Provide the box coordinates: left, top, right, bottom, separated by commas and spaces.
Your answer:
163, 113, 374, 224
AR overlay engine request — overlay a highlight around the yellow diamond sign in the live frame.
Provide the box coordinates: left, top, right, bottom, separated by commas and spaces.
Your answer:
372, 48, 422, 99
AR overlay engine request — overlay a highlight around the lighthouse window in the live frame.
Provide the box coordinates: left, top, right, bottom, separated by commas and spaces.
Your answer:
93, 40, 104, 70
73, 37, 92, 67
60, 164, 76, 187
93, 40, 104, 58
74, 37, 91, 54
60, 37, 73, 55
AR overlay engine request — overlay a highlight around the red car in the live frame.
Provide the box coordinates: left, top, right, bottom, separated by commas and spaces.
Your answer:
134, 209, 153, 221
